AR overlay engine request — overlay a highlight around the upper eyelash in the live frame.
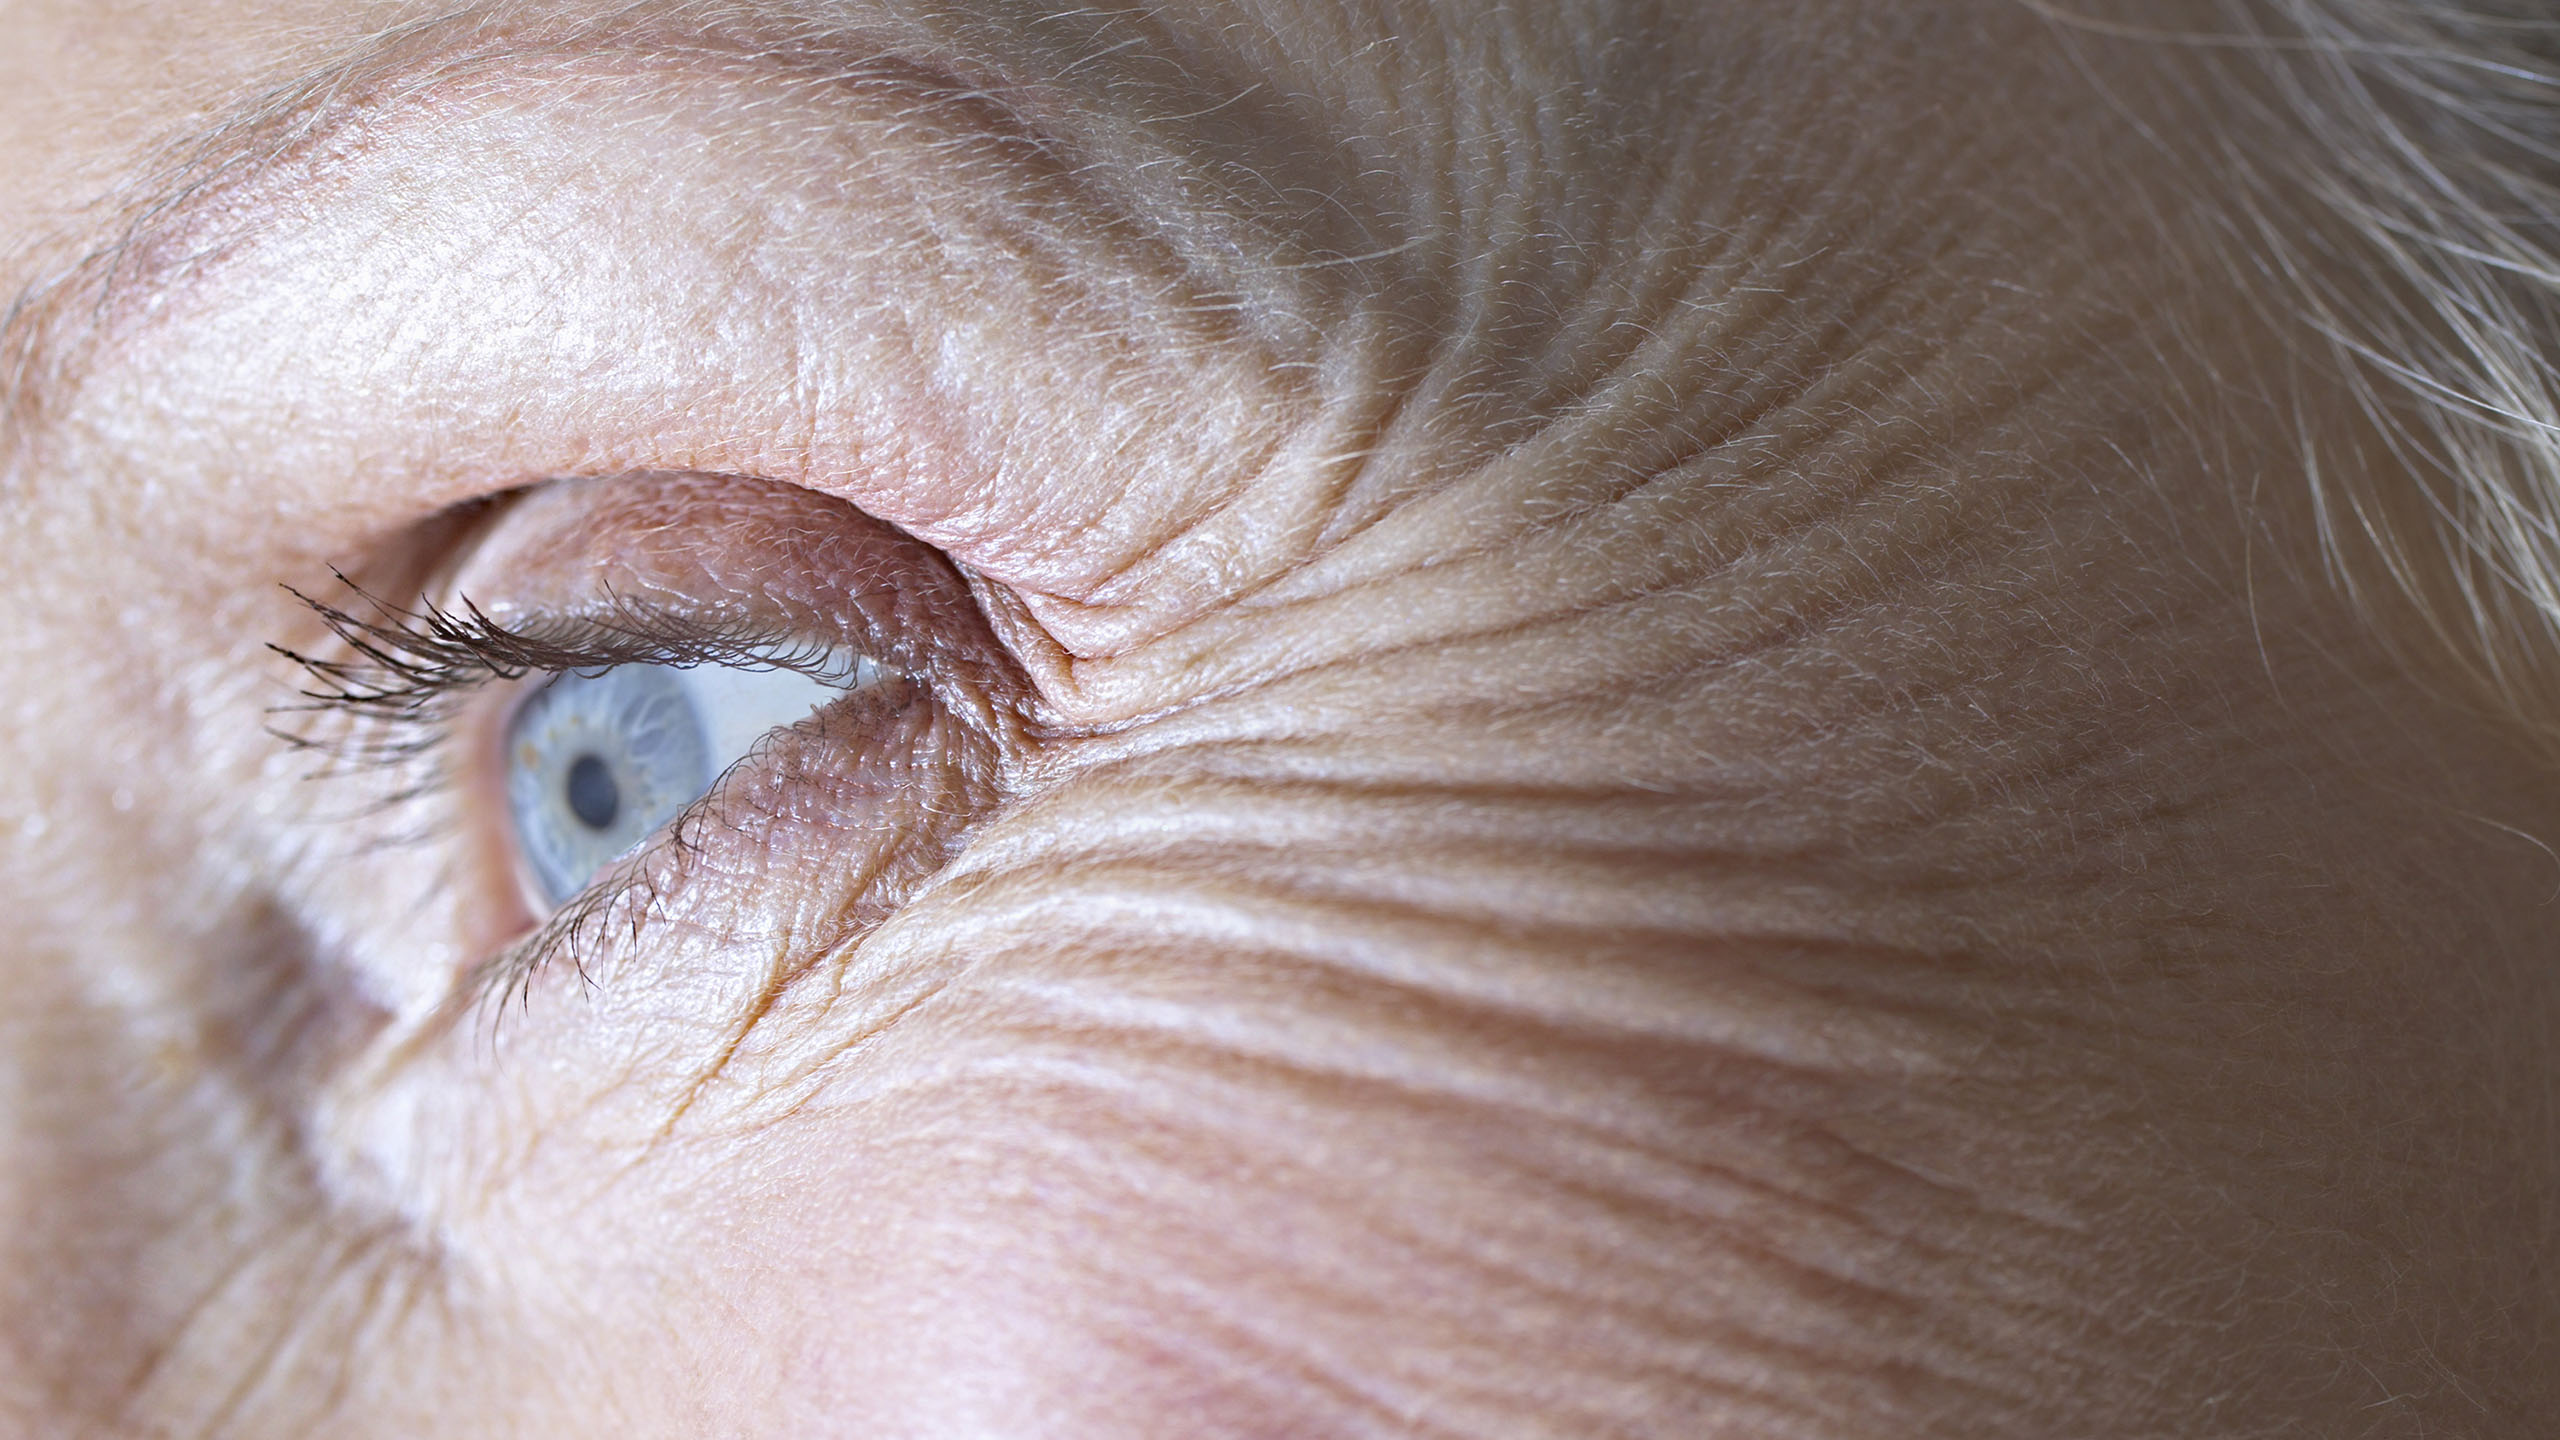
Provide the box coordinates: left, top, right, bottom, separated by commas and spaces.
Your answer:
268, 575, 847, 767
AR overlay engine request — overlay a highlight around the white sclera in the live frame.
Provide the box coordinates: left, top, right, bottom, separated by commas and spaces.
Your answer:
503, 653, 878, 907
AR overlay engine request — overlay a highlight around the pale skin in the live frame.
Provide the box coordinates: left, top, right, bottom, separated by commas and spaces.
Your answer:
1, 1, 2554, 1435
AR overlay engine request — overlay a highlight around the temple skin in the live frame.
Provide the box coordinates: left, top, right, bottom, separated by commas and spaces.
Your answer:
1, 0, 2555, 1435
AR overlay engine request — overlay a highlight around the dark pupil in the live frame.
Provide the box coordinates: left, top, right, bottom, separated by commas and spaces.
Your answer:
565, 752, 621, 831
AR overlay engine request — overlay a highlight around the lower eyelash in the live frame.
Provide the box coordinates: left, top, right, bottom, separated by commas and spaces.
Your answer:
466, 796, 701, 1014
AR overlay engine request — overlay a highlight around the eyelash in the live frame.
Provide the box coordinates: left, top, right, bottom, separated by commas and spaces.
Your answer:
270, 577, 849, 1008
272, 576, 843, 754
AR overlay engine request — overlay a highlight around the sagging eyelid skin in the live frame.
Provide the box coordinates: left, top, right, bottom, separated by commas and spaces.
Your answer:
4, 2, 2559, 1435
23, 24, 1348, 650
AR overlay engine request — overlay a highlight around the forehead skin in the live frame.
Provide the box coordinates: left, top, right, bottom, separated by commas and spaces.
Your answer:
2, 1, 2557, 1437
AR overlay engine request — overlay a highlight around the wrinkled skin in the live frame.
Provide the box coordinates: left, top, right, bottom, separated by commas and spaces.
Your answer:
1, 1, 2555, 1435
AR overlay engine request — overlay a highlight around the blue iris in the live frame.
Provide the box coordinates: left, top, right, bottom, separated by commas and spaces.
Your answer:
504, 665, 714, 906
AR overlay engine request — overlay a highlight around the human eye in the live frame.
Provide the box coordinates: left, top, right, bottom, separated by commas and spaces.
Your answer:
269, 471, 1029, 1019
500, 653, 881, 909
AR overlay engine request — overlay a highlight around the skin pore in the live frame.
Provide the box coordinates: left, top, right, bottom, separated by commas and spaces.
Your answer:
1, 1, 2555, 1435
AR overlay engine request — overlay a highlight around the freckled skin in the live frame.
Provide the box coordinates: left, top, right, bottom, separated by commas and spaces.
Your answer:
1, 2, 2556, 1436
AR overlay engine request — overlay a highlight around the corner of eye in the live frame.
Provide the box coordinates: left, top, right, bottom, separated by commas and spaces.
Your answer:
965, 573, 1085, 694
821, 650, 892, 689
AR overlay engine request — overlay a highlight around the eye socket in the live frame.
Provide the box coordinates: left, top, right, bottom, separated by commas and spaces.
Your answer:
273, 471, 1029, 1017
503, 658, 878, 907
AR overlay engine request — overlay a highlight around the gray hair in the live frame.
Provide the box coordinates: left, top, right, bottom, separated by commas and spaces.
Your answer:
2149, 2, 2560, 755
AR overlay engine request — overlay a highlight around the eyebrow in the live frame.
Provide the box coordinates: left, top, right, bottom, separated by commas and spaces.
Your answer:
0, 6, 499, 454
0, 0, 1362, 503
0, 3, 1110, 473
15, 5, 883, 412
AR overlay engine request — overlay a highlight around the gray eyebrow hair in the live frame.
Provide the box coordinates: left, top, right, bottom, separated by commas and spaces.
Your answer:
0, 1, 1038, 477
0, 5, 506, 467
0, 0, 1365, 498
